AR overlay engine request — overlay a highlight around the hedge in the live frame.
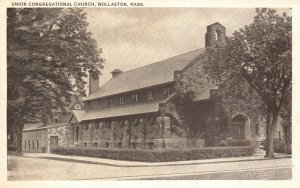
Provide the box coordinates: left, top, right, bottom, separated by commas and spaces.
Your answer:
218, 139, 251, 147
261, 139, 292, 154
51, 146, 255, 162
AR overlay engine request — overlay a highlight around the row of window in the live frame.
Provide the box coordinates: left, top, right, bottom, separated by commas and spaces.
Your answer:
24, 140, 39, 151
86, 88, 170, 109
82, 119, 145, 130
82, 142, 154, 149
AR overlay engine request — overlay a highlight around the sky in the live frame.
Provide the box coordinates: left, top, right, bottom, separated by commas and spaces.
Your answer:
85, 8, 291, 85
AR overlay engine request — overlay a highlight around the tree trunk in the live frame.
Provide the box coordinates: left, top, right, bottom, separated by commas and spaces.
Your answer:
265, 111, 279, 158
12, 123, 23, 153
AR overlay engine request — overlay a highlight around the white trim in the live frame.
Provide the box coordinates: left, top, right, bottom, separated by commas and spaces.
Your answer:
22, 123, 68, 132
74, 104, 81, 110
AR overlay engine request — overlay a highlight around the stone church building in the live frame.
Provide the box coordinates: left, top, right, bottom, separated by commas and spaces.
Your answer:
22, 23, 280, 152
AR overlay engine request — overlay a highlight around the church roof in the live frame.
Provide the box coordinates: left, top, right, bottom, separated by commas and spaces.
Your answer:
84, 48, 205, 101
82, 93, 176, 121
71, 110, 86, 123
23, 122, 44, 131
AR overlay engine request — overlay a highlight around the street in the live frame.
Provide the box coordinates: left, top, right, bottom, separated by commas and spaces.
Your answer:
7, 153, 292, 180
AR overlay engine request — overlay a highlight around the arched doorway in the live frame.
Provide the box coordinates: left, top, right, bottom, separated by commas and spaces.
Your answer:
231, 114, 250, 139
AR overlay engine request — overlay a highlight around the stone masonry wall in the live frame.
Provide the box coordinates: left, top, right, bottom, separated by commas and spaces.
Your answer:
22, 129, 47, 152
76, 112, 191, 150
221, 82, 266, 140
176, 53, 266, 142
48, 125, 73, 147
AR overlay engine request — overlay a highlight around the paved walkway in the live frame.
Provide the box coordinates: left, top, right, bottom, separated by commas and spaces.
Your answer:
19, 149, 291, 167
8, 150, 292, 180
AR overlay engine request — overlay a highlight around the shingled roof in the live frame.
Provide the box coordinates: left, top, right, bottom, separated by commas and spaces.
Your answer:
84, 48, 205, 101
82, 95, 175, 121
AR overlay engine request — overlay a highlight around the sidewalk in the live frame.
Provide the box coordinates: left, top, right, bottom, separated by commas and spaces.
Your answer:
18, 150, 291, 168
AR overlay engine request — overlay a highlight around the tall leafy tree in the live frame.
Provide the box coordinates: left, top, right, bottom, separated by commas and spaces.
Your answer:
7, 8, 105, 152
205, 8, 291, 158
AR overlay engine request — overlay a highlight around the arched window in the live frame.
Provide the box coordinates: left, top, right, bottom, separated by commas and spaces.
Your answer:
215, 29, 221, 41
74, 104, 81, 110
231, 115, 246, 139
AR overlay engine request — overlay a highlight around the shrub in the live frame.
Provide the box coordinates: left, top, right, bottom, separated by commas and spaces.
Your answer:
51, 146, 255, 162
41, 147, 46, 153
217, 139, 251, 147
227, 139, 251, 146
217, 140, 228, 147
260, 139, 291, 154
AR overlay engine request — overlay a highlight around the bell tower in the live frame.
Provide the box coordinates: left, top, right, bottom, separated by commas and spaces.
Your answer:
205, 22, 226, 48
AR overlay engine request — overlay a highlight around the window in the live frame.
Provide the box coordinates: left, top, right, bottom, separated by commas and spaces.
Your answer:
231, 115, 246, 139
28, 140, 30, 150
163, 87, 170, 96
86, 101, 91, 109
93, 143, 98, 147
97, 100, 102, 108
107, 121, 111, 129
132, 93, 138, 102
215, 29, 221, 41
124, 120, 129, 126
37, 140, 39, 150
139, 118, 144, 125
148, 90, 153, 99
32, 140, 34, 151
24, 140, 26, 150
132, 142, 137, 149
75, 126, 79, 142
148, 142, 154, 150
54, 119, 59, 124
82, 124, 89, 130
94, 122, 99, 129
88, 123, 93, 130
53, 116, 59, 124
120, 96, 124, 104
108, 98, 113, 106
117, 142, 122, 148
99, 121, 104, 129
74, 104, 81, 110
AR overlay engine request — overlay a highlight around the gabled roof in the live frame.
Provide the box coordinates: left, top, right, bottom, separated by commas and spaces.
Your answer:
84, 48, 205, 101
23, 122, 44, 131
70, 110, 86, 123
207, 22, 225, 29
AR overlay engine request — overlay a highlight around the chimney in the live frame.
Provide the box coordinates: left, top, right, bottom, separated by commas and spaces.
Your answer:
88, 70, 99, 96
111, 69, 123, 78
205, 22, 226, 48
